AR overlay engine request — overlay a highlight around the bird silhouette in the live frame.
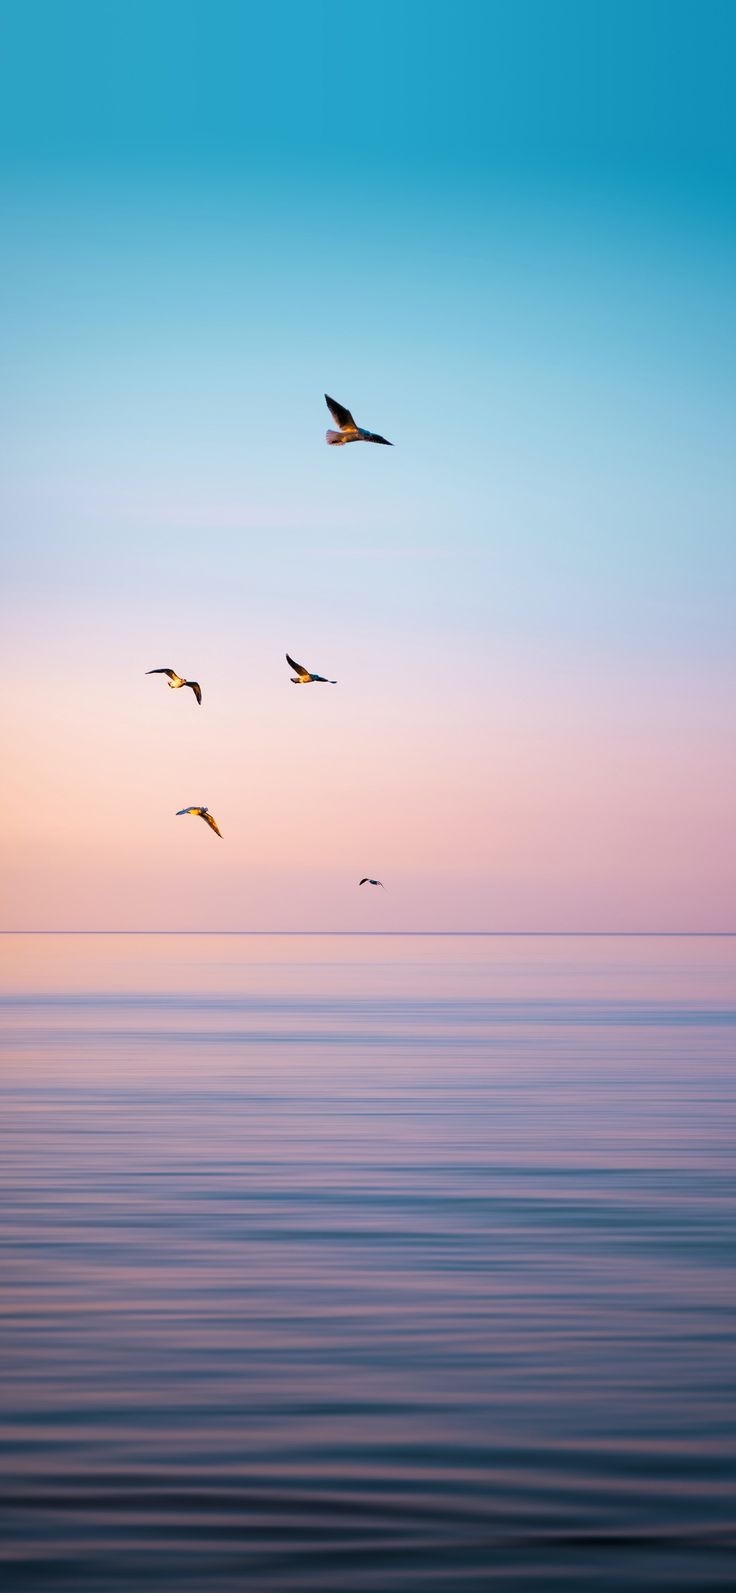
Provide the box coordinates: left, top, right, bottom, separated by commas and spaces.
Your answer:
146, 669, 201, 705
325, 394, 392, 447
359, 878, 385, 888
286, 653, 336, 684
176, 806, 222, 837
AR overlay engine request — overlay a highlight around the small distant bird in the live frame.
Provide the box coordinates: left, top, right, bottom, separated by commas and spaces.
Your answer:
286, 653, 336, 684
146, 669, 202, 705
325, 394, 393, 447
176, 806, 222, 837
359, 878, 385, 888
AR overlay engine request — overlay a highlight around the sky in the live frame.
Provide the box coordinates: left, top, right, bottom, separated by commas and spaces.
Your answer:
1, 0, 734, 931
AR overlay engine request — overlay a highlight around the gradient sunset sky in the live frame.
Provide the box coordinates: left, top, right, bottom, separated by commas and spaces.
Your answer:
2, 1, 734, 930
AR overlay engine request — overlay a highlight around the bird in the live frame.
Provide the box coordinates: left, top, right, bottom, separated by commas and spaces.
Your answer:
176, 806, 223, 837
286, 653, 336, 684
359, 878, 385, 888
146, 669, 202, 705
325, 394, 393, 447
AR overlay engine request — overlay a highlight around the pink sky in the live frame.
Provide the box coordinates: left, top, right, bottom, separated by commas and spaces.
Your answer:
3, 616, 734, 929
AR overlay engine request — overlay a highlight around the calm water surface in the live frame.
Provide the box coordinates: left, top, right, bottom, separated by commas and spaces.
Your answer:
1, 933, 735, 1590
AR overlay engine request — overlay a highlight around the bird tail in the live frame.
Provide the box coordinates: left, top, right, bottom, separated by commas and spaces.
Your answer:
326, 429, 345, 446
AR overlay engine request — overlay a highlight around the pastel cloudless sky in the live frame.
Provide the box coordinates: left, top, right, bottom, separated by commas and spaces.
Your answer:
1, 0, 734, 929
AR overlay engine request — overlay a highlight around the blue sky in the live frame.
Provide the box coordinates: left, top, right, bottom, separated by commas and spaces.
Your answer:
1, 2, 735, 928
1, 2, 734, 196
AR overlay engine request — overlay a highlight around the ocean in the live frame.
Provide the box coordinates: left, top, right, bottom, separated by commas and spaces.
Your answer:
1, 932, 734, 1590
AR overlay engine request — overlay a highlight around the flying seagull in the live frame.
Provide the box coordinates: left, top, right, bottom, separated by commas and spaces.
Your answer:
146, 669, 202, 705
325, 394, 393, 447
286, 653, 336, 685
176, 806, 223, 837
359, 878, 385, 888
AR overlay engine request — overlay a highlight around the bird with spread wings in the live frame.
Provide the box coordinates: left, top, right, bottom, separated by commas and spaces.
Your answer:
286, 653, 336, 684
325, 394, 393, 447
147, 669, 202, 705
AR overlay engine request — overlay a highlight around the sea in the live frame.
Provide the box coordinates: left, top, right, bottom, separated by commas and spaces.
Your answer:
1, 932, 734, 1591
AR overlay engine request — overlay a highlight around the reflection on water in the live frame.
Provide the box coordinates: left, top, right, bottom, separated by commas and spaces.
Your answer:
1, 934, 735, 1590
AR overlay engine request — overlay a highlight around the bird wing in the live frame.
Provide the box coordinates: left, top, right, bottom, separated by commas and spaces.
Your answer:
359, 878, 369, 885
363, 431, 393, 446
286, 653, 310, 680
202, 811, 222, 837
147, 668, 176, 679
176, 806, 202, 816
325, 394, 357, 432
188, 681, 202, 704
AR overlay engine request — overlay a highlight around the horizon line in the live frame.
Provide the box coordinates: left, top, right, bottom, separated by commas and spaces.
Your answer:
1, 930, 735, 939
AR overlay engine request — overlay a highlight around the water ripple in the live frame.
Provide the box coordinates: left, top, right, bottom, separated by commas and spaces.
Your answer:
1, 935, 735, 1590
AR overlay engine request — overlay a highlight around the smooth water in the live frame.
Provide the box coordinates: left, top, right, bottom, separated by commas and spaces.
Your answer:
1, 933, 735, 1591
